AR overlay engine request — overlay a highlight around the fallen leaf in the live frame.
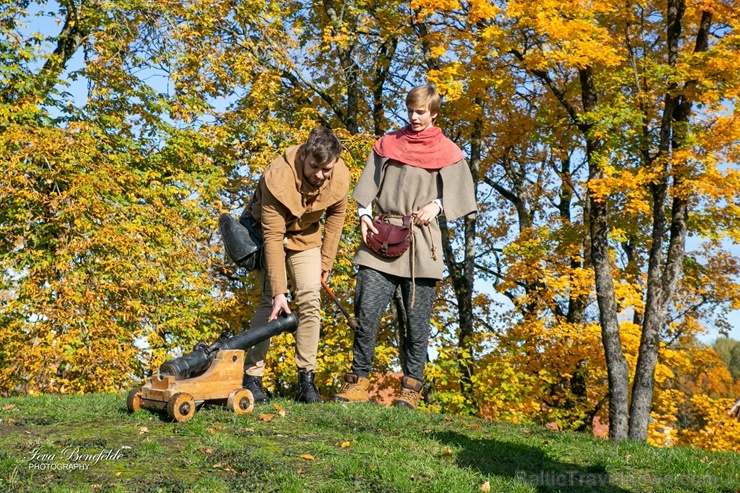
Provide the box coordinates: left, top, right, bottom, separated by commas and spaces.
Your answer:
206, 428, 216, 435
2, 404, 16, 411
545, 422, 559, 432
259, 414, 275, 422
204, 448, 214, 455
441, 446, 454, 457
480, 480, 491, 491
244, 427, 255, 433
297, 468, 306, 475
335, 441, 351, 448
138, 426, 149, 434
300, 454, 315, 461
213, 424, 223, 431
115, 472, 122, 477
273, 403, 286, 416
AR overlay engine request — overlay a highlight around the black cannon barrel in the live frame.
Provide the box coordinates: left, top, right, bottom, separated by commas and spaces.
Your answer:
217, 312, 298, 351
159, 313, 299, 380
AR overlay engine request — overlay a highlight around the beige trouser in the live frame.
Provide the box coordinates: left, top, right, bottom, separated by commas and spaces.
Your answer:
244, 247, 322, 376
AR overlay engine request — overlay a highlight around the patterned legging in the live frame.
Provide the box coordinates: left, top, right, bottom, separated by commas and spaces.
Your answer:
350, 267, 437, 381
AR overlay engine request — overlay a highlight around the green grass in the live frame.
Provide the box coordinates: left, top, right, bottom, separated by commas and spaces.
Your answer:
0, 392, 738, 492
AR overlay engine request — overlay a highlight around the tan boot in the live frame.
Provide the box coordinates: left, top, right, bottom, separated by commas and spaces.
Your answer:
392, 376, 423, 409
332, 373, 370, 403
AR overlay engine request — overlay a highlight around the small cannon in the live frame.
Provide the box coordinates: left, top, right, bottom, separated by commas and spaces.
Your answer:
127, 313, 298, 422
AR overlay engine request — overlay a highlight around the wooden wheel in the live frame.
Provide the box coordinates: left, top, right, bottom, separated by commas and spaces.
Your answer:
227, 388, 254, 415
126, 387, 142, 413
166, 393, 196, 422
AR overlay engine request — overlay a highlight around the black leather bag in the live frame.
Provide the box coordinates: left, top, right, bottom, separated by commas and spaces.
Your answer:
219, 210, 263, 271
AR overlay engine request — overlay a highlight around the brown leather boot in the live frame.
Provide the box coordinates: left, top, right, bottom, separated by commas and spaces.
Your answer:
332, 373, 370, 403
392, 376, 423, 409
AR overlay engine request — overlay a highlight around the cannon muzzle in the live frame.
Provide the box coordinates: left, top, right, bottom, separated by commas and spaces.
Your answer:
159, 313, 298, 379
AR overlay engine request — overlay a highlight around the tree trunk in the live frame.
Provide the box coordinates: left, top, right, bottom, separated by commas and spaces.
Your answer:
559, 154, 587, 325
33, 1, 89, 100
589, 162, 630, 441
515, 48, 632, 439
628, 1, 709, 440
439, 112, 480, 411
371, 38, 397, 137
580, 66, 630, 440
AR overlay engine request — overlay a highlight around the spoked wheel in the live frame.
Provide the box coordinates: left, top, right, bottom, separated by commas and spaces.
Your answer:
166, 392, 196, 422
126, 387, 142, 413
227, 388, 254, 415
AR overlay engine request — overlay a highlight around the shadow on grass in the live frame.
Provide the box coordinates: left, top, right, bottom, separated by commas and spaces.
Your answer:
433, 431, 630, 493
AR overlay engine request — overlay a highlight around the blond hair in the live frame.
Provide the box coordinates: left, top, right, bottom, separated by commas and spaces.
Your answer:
406, 85, 441, 117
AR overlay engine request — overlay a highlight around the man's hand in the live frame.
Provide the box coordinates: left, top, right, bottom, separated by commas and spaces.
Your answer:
360, 215, 378, 245
269, 293, 291, 321
321, 270, 330, 283
412, 201, 441, 226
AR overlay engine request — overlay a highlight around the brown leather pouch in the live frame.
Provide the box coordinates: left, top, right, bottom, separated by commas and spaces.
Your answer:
366, 214, 412, 257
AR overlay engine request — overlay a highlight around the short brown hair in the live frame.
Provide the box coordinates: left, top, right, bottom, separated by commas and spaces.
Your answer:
303, 127, 342, 164
406, 85, 441, 116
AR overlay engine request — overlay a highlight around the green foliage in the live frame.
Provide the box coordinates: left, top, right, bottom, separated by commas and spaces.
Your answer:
713, 338, 740, 381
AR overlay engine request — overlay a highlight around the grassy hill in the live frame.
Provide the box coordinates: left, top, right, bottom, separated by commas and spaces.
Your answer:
0, 392, 738, 493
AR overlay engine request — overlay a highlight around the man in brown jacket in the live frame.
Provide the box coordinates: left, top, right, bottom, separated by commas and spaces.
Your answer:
241, 127, 350, 404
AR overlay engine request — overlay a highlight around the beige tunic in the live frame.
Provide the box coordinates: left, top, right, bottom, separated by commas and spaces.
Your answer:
353, 151, 477, 280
